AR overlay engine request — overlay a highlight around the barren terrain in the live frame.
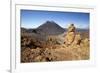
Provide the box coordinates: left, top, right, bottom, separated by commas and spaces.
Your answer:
21, 21, 89, 63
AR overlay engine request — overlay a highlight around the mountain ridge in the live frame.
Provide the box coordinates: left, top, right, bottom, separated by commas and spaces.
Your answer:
21, 21, 66, 36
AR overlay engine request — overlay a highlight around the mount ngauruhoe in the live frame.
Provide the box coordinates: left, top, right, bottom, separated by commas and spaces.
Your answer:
21, 21, 66, 36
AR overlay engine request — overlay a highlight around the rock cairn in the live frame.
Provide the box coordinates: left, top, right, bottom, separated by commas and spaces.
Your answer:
65, 24, 76, 45
65, 24, 81, 45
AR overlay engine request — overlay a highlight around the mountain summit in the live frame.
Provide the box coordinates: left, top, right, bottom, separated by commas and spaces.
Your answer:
36, 21, 66, 35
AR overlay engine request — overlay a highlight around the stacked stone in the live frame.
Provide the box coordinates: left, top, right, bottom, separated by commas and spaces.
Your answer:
65, 24, 81, 45
65, 24, 76, 45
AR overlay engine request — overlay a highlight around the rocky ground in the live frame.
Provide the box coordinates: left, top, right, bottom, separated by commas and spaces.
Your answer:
21, 24, 89, 63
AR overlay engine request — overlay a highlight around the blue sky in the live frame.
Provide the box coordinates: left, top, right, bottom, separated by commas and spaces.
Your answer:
21, 9, 89, 29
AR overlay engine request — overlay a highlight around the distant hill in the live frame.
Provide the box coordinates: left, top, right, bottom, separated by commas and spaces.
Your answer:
21, 21, 66, 36
36, 21, 66, 35
21, 21, 89, 38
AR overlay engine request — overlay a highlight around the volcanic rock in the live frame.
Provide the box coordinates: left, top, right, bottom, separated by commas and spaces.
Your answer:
65, 24, 76, 45
36, 21, 66, 35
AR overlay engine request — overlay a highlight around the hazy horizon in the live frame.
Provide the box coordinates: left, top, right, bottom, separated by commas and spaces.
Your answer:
21, 21, 89, 29
21, 9, 90, 29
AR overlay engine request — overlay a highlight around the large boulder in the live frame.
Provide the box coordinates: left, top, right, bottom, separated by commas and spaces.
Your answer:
73, 34, 81, 45
65, 24, 76, 45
